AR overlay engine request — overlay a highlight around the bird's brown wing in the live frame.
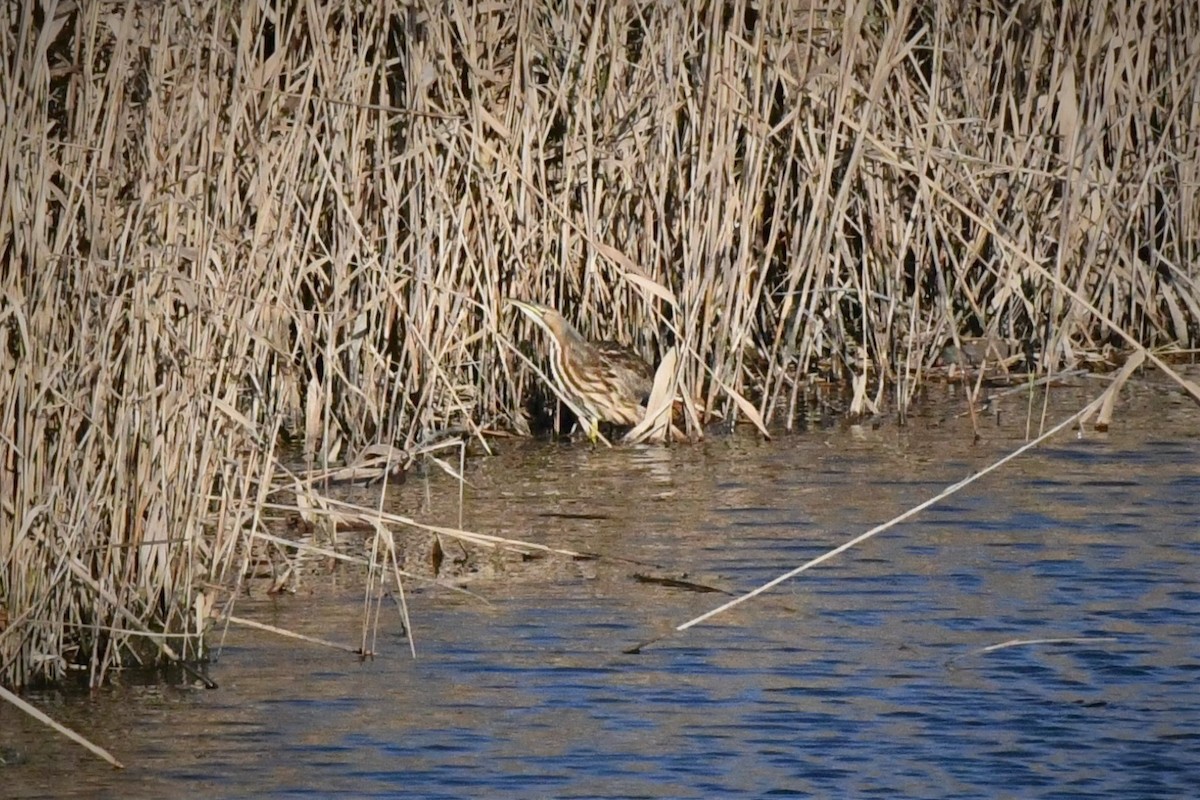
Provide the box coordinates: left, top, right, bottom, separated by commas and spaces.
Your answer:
593, 341, 654, 407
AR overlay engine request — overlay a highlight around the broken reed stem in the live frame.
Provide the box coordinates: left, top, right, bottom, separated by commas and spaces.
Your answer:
0, 685, 124, 770
224, 615, 363, 656
945, 637, 1122, 670
627, 390, 1108, 653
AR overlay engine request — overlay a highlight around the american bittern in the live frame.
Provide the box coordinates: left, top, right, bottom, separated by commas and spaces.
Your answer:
507, 299, 653, 442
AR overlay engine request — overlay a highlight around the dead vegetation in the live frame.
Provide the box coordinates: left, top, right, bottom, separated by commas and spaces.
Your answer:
2, 0, 1198, 688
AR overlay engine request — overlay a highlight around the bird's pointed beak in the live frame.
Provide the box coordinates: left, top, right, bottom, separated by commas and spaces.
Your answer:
505, 298, 544, 321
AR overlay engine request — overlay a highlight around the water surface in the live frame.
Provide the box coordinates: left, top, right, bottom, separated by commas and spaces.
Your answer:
3, 385, 1199, 798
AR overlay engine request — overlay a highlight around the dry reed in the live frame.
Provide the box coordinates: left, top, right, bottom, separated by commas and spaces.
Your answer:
2, 0, 1198, 688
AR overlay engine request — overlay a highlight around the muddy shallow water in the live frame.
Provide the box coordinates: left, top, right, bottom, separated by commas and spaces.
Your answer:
3, 383, 1199, 798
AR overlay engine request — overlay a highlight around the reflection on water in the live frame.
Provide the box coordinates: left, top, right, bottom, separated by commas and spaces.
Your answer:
3, 386, 1199, 798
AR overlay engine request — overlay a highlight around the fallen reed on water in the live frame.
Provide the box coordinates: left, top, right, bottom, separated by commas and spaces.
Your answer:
2, 0, 1198, 688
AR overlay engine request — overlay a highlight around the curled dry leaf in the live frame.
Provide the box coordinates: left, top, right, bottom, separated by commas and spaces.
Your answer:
624, 346, 679, 444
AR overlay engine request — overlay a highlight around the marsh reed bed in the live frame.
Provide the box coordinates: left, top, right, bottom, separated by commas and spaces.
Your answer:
2, 0, 1198, 690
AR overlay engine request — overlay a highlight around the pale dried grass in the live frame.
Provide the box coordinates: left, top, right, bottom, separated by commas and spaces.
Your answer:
2, 0, 1198, 688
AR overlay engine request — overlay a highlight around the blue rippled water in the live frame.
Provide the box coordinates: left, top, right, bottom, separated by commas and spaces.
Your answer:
3, 389, 1198, 798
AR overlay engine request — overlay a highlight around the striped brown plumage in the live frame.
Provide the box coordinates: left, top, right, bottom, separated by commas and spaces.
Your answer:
508, 299, 652, 440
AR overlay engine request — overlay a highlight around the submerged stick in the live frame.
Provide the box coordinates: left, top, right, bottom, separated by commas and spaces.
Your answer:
624, 393, 1107, 654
